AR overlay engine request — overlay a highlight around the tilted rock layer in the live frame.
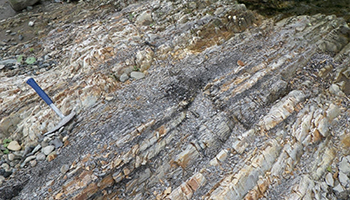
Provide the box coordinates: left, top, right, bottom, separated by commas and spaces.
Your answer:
1, 0, 350, 199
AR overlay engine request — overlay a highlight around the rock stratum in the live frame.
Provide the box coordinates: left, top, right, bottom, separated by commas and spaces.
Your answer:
1, 0, 350, 199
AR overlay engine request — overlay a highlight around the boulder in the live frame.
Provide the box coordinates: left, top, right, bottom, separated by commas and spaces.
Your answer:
7, 0, 39, 12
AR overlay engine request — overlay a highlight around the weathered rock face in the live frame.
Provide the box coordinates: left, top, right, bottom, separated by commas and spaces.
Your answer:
7, 0, 39, 11
0, 0, 350, 199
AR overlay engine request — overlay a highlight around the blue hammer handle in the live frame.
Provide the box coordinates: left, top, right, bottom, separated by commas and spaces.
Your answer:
26, 78, 53, 105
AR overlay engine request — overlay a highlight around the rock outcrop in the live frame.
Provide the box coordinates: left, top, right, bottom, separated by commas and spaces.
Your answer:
1, 0, 350, 199
7, 0, 39, 11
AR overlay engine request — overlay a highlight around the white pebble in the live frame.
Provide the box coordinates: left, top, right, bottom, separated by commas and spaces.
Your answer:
28, 21, 35, 27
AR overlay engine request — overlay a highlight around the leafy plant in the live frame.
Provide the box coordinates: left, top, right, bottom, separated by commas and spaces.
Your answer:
326, 166, 332, 172
133, 65, 140, 71
25, 57, 36, 65
17, 55, 24, 63
128, 13, 135, 21
3, 138, 12, 147
3, 149, 9, 154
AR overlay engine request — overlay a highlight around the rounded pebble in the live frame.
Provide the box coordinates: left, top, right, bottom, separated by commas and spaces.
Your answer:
36, 153, 46, 161
41, 145, 55, 155
60, 164, 70, 174
1, 163, 10, 172
130, 71, 145, 80
7, 141, 21, 151
47, 151, 57, 162
119, 73, 129, 82
8, 153, 15, 161
30, 160, 37, 167
325, 172, 334, 187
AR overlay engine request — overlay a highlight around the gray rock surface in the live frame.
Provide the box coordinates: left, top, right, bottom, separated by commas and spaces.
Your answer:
0, 0, 350, 199
7, 0, 39, 11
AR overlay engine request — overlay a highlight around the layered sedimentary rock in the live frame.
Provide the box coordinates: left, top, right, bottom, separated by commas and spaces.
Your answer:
0, 0, 350, 199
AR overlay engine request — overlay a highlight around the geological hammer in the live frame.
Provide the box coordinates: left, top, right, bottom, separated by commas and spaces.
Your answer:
27, 78, 75, 136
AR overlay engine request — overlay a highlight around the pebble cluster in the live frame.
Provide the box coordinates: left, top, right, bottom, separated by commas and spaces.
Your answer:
0, 0, 350, 199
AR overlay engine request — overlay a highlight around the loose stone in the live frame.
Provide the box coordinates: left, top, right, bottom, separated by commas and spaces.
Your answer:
7, 141, 21, 151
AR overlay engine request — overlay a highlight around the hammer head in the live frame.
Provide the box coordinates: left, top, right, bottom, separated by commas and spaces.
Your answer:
43, 112, 75, 136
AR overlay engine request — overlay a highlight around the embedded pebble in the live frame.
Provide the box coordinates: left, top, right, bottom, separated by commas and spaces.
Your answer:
8, 153, 15, 161
130, 71, 145, 80
119, 73, 129, 82
47, 151, 57, 162
21, 155, 36, 167
338, 157, 350, 174
41, 145, 55, 155
36, 153, 46, 161
28, 21, 35, 27
338, 171, 350, 188
60, 164, 70, 174
30, 160, 37, 167
333, 184, 344, 193
1, 163, 10, 172
50, 138, 63, 149
135, 10, 153, 26
7, 141, 21, 151
325, 172, 334, 187
31, 144, 42, 155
